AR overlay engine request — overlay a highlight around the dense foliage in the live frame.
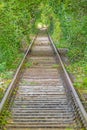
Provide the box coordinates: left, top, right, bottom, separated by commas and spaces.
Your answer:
0, 0, 41, 70
35, 0, 87, 89
49, 0, 87, 61
0, 0, 41, 104
1, 0, 86, 69
0, 0, 87, 98
47, 0, 87, 89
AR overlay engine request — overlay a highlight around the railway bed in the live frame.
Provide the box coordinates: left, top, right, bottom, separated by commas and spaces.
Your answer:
0, 30, 87, 130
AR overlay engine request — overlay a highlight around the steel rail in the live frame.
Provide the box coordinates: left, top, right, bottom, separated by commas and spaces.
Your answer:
0, 35, 37, 113
0, 30, 87, 129
48, 34, 87, 129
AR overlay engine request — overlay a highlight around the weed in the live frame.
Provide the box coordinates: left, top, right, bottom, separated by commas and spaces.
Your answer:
20, 80, 30, 85
0, 62, 6, 72
0, 71, 13, 101
29, 81, 39, 85
0, 109, 11, 129
52, 64, 59, 68
25, 62, 33, 68
65, 128, 73, 130
2, 71, 13, 79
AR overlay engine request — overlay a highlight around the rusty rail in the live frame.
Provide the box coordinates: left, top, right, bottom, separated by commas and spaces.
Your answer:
0, 30, 87, 129
0, 35, 37, 113
48, 34, 87, 129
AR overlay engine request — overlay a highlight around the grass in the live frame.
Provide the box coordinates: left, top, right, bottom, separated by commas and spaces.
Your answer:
20, 80, 30, 85
24, 61, 39, 68
20, 80, 39, 86
0, 71, 14, 102
29, 81, 39, 85
65, 128, 74, 130
54, 38, 87, 90
66, 61, 87, 89
0, 52, 25, 102
25, 62, 33, 68
52, 64, 59, 68
0, 108, 11, 130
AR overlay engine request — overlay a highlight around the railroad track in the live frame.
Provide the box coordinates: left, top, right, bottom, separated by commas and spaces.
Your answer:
0, 29, 87, 130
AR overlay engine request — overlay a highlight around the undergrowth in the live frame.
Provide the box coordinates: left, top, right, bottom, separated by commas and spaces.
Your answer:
48, 0, 87, 90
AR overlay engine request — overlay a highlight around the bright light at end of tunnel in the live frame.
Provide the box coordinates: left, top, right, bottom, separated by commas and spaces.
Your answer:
37, 23, 47, 29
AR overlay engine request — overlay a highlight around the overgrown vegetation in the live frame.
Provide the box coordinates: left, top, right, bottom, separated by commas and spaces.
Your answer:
0, 0, 41, 102
0, 1, 41, 127
47, 0, 87, 90
0, 0, 86, 99
0, 0, 87, 128
0, 0, 40, 69
37, 0, 87, 89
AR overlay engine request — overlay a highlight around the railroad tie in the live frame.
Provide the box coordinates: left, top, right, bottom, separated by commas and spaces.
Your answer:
6, 30, 82, 130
